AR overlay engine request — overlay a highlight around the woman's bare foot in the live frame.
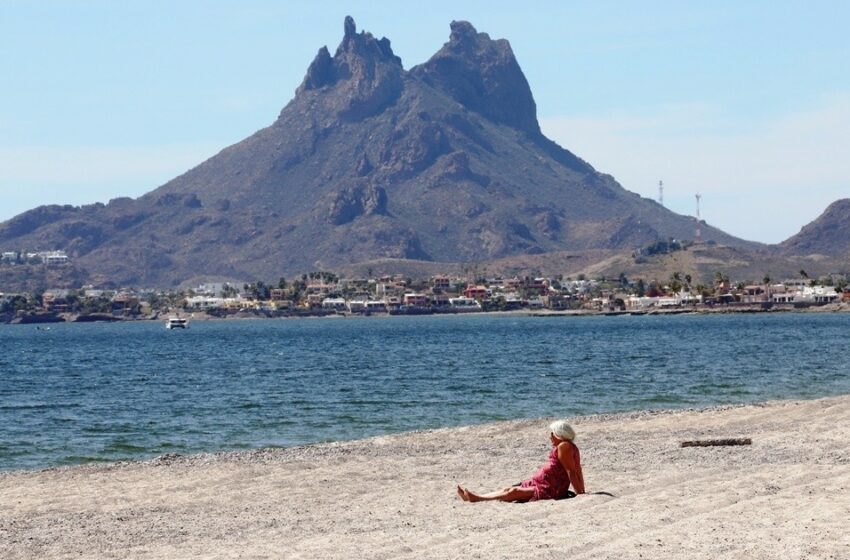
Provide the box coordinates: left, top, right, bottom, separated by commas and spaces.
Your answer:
458, 487, 484, 502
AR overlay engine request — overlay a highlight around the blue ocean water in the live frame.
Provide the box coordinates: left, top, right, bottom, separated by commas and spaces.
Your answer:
1, 313, 848, 471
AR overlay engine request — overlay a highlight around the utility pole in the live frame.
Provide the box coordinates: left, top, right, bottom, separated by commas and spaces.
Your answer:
658, 180, 664, 206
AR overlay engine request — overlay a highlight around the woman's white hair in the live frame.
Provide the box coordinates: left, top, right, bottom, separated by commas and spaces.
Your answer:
549, 420, 576, 442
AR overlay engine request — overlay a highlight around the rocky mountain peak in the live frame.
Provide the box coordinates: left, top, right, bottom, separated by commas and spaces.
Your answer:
448, 20, 479, 45
335, 15, 401, 65
411, 20, 540, 134
344, 14, 356, 39
295, 16, 403, 121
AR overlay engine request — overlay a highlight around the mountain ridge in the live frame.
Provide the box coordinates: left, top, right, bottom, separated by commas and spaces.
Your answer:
778, 199, 850, 259
0, 17, 805, 288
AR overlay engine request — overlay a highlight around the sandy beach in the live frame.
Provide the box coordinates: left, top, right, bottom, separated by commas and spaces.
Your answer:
2, 395, 849, 559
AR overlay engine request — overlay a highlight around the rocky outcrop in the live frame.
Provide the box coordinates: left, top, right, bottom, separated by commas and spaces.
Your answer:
323, 183, 388, 225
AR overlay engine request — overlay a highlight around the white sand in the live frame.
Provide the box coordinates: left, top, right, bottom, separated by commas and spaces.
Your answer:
2, 395, 849, 559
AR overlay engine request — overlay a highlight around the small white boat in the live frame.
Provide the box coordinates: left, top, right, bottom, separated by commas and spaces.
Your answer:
165, 316, 189, 329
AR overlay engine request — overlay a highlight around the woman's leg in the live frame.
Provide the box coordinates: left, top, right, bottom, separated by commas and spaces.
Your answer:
457, 485, 535, 503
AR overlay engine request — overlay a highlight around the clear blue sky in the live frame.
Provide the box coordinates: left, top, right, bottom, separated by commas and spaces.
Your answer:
2, 1, 848, 243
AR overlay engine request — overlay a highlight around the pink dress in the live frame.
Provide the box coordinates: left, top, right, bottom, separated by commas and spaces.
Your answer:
519, 446, 574, 501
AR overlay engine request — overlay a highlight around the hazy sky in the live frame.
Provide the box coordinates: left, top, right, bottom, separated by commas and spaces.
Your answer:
2, 1, 848, 243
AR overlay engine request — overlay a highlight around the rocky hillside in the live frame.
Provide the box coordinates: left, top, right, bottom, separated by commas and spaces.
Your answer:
0, 17, 758, 287
779, 199, 850, 258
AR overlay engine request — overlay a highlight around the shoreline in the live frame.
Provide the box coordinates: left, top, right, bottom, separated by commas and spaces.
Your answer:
3, 391, 846, 476
5, 299, 850, 325
3, 394, 849, 558
0, 396, 804, 476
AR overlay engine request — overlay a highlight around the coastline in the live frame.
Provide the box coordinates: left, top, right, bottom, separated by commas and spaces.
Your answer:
3, 394, 849, 559
4, 299, 849, 325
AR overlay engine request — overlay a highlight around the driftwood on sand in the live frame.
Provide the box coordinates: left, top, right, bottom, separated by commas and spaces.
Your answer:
681, 438, 752, 447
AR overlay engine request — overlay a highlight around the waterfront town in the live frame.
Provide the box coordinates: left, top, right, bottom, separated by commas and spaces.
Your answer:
1, 250, 848, 323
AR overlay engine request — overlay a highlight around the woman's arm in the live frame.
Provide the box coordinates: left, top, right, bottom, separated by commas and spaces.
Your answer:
557, 442, 585, 494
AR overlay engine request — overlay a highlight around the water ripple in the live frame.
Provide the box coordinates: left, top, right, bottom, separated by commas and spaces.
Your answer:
1, 313, 849, 470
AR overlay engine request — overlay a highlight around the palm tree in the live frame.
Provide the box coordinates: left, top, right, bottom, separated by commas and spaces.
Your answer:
636, 278, 646, 297
713, 272, 724, 293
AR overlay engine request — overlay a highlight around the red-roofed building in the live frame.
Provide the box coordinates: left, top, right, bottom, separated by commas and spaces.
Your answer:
463, 285, 489, 300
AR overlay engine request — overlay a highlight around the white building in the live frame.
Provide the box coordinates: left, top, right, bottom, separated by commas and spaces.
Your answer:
185, 295, 227, 310
449, 297, 481, 310
322, 297, 347, 310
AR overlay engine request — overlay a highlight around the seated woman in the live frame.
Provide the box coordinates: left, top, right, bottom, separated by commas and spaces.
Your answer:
457, 420, 585, 503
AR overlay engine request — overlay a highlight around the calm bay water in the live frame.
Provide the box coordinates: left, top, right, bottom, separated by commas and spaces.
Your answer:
1, 312, 848, 471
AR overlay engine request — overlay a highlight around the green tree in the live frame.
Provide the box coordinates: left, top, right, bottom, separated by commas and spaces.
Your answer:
669, 272, 683, 293
222, 284, 239, 298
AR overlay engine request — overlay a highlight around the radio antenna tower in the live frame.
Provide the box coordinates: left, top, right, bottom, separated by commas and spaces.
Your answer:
658, 180, 664, 206
695, 193, 702, 243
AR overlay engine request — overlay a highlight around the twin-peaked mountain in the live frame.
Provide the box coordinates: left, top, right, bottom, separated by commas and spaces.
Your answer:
2, 18, 761, 287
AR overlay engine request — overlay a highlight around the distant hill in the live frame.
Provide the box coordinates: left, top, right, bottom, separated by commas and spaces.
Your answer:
575, 243, 845, 286
779, 199, 850, 259
0, 17, 760, 288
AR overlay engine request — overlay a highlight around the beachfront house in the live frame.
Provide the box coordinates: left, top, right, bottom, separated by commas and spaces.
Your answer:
771, 285, 840, 305
527, 297, 545, 309
463, 285, 489, 300
269, 289, 289, 301
185, 295, 228, 310
431, 276, 453, 291
365, 300, 388, 313
740, 285, 766, 304
42, 289, 70, 312
322, 297, 346, 311
771, 292, 796, 304
802, 286, 840, 304
430, 293, 451, 307
403, 293, 428, 307
347, 299, 368, 313
449, 296, 481, 310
